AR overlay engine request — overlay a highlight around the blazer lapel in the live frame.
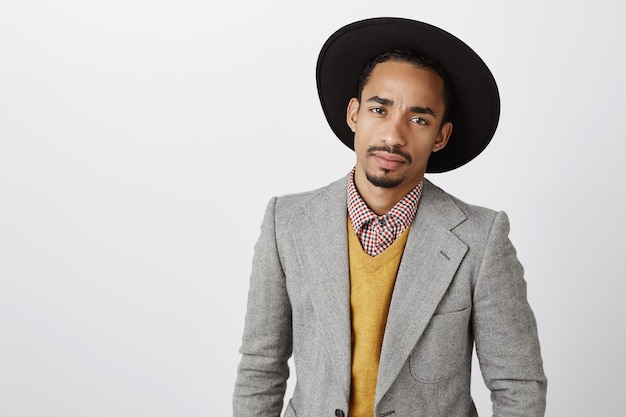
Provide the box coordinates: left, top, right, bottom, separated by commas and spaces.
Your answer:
376, 180, 469, 404
289, 177, 352, 400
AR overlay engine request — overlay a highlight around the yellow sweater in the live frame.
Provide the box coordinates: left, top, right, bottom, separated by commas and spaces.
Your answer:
348, 222, 410, 417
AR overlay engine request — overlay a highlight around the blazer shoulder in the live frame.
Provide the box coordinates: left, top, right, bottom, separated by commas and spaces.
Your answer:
423, 179, 503, 233
270, 175, 348, 224
275, 177, 348, 212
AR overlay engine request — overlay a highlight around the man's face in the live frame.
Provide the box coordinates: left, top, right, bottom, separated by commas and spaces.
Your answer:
347, 61, 452, 194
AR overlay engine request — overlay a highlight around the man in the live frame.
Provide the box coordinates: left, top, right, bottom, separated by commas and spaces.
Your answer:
233, 17, 547, 417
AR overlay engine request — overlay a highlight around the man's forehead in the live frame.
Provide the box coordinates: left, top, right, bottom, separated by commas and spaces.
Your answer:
362, 64, 445, 99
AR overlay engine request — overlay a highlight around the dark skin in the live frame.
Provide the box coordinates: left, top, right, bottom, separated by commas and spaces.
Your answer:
346, 61, 453, 215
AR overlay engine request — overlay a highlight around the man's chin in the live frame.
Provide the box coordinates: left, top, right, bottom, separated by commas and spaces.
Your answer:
365, 171, 404, 189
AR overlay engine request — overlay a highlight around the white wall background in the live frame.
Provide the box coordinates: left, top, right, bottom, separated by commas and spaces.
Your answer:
1, 1, 624, 416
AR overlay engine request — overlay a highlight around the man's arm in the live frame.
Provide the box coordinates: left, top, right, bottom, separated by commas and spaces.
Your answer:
472, 211, 547, 416
233, 197, 292, 417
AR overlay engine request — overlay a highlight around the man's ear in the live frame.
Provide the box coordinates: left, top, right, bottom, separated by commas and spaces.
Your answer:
346, 98, 360, 133
432, 121, 453, 152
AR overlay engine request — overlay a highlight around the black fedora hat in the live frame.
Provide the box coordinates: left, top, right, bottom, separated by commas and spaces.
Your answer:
316, 17, 500, 173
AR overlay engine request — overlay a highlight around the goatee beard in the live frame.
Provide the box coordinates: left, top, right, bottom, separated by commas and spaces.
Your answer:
365, 170, 404, 189
363, 145, 411, 188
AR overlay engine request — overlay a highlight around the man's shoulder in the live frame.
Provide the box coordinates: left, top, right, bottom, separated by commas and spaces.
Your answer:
273, 175, 348, 212
423, 178, 501, 227
256, 175, 348, 231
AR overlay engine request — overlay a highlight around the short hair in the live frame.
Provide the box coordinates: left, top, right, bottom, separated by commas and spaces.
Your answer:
356, 49, 454, 124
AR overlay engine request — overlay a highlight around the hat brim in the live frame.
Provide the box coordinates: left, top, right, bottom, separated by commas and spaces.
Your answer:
316, 17, 500, 173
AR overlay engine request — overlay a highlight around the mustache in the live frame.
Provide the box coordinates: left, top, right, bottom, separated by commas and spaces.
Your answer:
366, 146, 412, 164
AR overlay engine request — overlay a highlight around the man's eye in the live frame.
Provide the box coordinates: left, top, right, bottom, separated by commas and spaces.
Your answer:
370, 107, 385, 115
410, 116, 429, 125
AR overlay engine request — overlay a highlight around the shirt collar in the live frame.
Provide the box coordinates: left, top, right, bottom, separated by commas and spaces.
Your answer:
347, 168, 423, 233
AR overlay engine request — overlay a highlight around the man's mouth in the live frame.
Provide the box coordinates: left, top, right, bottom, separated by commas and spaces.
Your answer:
367, 146, 411, 171
372, 152, 407, 170
366, 146, 412, 165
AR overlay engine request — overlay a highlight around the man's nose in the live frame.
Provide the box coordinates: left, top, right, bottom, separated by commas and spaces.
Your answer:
381, 118, 406, 147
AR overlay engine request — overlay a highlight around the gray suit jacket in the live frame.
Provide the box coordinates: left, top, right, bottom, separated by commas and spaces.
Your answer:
233, 176, 547, 417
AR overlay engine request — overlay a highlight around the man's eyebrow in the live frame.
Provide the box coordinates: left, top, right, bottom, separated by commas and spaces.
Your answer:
366, 96, 394, 106
409, 106, 436, 117
366, 96, 437, 117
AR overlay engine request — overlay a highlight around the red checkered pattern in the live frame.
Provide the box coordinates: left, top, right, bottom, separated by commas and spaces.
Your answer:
347, 169, 422, 256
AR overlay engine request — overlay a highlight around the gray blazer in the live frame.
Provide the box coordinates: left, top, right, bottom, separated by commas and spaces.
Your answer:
233, 176, 547, 417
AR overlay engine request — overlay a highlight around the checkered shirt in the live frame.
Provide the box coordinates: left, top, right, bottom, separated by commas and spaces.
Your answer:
347, 169, 423, 256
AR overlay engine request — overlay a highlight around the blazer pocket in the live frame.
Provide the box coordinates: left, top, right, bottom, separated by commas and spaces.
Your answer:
409, 306, 471, 383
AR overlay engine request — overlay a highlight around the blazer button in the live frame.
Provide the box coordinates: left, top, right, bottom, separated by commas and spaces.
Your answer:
335, 409, 345, 417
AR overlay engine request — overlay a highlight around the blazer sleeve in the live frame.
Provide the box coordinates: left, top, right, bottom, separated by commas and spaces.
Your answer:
233, 197, 293, 417
472, 211, 547, 416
